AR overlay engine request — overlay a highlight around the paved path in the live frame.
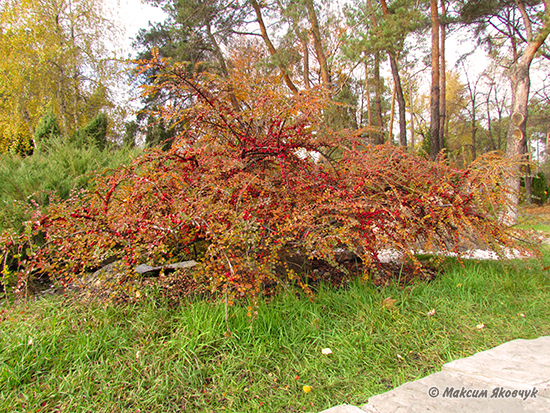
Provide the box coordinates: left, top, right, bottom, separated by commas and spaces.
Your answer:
320, 336, 550, 413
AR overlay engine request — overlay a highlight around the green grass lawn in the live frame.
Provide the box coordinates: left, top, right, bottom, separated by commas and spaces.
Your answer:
518, 204, 550, 234
1, 252, 550, 413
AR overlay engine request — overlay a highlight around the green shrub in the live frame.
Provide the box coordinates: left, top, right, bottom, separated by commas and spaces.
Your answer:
520, 172, 548, 205
0, 137, 140, 233
72, 113, 108, 151
532, 172, 548, 205
34, 110, 61, 145
123, 120, 139, 148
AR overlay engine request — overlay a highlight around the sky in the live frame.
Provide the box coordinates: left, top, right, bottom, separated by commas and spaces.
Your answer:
110, 0, 168, 56
109, 0, 489, 80
107, 0, 547, 126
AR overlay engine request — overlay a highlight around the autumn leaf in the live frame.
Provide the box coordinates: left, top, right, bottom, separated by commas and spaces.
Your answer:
303, 385, 312, 393
382, 297, 397, 310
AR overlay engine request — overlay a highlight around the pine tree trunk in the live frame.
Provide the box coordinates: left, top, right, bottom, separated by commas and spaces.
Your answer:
389, 85, 396, 142
505, 60, 537, 222
206, 22, 240, 111
364, 60, 373, 141
503, 1, 550, 224
251, 0, 298, 94
471, 107, 477, 161
301, 37, 311, 89
486, 86, 496, 151
439, 0, 447, 152
525, 162, 533, 205
380, 0, 407, 147
409, 86, 415, 149
305, 0, 330, 89
430, 0, 440, 161
374, 52, 384, 144
387, 55, 407, 146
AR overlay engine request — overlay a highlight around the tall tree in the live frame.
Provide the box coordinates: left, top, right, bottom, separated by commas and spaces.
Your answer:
379, 0, 409, 147
462, 63, 483, 161
274, 0, 312, 89
133, 0, 251, 144
343, 0, 420, 144
373, 52, 387, 143
252, 0, 337, 93
439, 0, 447, 152
504, 0, 550, 218
304, 0, 331, 89
429, 0, 441, 160
138, 0, 249, 74
458, 0, 550, 223
250, 0, 299, 93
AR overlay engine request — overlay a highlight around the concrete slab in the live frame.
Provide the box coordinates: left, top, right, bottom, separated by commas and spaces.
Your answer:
318, 336, 550, 412
361, 369, 550, 412
442, 336, 550, 398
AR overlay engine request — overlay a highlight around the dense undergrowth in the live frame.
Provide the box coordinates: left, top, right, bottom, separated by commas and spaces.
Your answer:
0, 252, 549, 412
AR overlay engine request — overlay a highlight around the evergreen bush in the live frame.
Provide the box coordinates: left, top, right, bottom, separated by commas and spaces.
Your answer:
532, 172, 548, 205
72, 113, 108, 150
0, 137, 139, 233
34, 110, 61, 145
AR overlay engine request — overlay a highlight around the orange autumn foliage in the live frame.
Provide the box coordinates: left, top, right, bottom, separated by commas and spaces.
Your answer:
2, 48, 529, 301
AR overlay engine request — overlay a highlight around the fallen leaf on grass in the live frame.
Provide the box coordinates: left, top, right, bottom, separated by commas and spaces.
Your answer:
382, 297, 397, 310
303, 385, 312, 393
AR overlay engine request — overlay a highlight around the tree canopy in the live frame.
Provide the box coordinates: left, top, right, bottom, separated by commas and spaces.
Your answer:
0, 0, 125, 154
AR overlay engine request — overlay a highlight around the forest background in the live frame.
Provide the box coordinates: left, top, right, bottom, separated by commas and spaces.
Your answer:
2, 0, 550, 167
2, 0, 550, 176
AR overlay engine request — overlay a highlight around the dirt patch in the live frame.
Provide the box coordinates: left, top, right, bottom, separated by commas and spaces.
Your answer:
523, 204, 550, 216
25, 255, 440, 305
301, 258, 438, 291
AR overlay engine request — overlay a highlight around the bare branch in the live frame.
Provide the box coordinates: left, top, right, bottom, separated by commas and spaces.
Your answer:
515, 0, 533, 41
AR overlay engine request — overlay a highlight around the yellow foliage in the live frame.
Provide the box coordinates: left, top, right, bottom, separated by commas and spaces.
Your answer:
0, 0, 125, 153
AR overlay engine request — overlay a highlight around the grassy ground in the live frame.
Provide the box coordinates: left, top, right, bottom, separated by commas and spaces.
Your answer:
518, 204, 550, 234
1, 250, 549, 413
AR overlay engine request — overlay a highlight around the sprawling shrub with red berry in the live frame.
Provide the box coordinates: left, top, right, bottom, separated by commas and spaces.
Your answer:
1, 48, 528, 301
